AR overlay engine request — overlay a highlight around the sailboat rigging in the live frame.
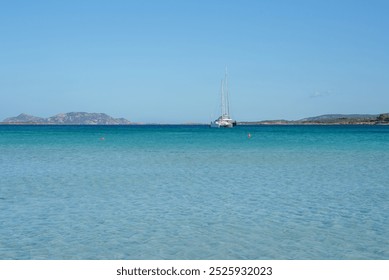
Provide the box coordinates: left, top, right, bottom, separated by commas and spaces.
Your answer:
210, 69, 237, 128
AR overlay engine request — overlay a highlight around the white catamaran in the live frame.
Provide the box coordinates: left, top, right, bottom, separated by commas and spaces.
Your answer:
210, 69, 237, 128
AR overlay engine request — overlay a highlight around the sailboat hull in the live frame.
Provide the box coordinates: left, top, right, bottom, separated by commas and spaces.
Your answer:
210, 118, 236, 128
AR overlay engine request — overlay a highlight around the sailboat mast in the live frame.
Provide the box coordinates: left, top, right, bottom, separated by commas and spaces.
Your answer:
225, 68, 230, 118
220, 79, 224, 117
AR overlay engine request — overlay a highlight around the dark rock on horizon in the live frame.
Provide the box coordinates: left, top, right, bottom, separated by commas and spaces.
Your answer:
377, 113, 389, 122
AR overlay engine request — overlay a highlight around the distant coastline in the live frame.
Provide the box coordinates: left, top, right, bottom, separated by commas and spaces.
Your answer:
238, 113, 389, 126
1, 112, 389, 125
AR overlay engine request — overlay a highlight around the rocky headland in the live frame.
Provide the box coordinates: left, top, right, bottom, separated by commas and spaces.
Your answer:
2, 112, 131, 125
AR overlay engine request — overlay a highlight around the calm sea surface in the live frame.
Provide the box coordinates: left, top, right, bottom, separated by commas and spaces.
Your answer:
0, 125, 388, 259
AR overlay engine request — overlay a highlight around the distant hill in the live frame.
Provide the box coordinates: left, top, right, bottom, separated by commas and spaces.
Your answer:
299, 114, 378, 123
238, 113, 389, 125
4, 113, 45, 123
2, 112, 131, 125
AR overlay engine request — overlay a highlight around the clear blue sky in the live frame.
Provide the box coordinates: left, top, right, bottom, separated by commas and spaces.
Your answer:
1, 0, 388, 123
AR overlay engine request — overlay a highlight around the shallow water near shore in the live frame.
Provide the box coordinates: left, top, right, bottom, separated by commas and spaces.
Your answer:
1, 125, 388, 259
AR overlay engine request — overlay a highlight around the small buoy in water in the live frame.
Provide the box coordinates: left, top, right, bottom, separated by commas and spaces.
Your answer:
248, 133, 251, 139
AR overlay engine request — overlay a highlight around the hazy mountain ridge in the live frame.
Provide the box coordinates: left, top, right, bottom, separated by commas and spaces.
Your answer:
299, 114, 378, 122
3, 112, 131, 125
239, 113, 389, 125
3, 113, 45, 123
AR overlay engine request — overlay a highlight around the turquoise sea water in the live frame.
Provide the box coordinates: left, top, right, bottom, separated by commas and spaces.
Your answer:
0, 125, 388, 259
